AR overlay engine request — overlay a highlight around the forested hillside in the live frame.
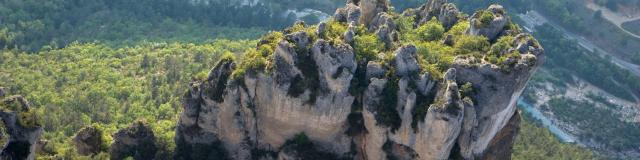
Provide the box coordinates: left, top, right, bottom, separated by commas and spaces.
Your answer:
1, 40, 253, 158
0, 0, 346, 52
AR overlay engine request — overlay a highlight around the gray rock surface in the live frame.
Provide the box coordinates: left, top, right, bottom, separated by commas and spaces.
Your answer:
360, 0, 389, 27
334, 3, 361, 24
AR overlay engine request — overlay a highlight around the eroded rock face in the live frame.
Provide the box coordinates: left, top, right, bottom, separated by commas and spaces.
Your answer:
416, 0, 462, 28
360, 0, 389, 27
73, 126, 105, 156
109, 121, 157, 160
0, 94, 43, 160
175, 1, 543, 160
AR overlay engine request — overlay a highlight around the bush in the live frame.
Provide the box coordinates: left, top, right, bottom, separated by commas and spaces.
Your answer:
18, 109, 40, 128
454, 35, 490, 55
354, 34, 384, 61
416, 18, 445, 42
478, 11, 494, 27
320, 20, 348, 44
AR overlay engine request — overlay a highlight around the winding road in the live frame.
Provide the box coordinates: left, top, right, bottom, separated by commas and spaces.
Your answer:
586, 2, 640, 39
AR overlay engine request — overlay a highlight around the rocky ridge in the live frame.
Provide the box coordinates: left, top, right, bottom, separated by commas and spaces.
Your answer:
175, 0, 544, 160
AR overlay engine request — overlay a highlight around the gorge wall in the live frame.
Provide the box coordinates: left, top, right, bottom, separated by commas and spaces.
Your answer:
175, 0, 544, 159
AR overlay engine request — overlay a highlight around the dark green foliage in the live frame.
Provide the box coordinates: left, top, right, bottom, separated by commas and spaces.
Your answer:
535, 24, 640, 101
410, 85, 437, 131
513, 112, 596, 160
373, 69, 402, 132
547, 97, 640, 151
348, 62, 370, 99
110, 121, 158, 160
251, 149, 278, 160
346, 113, 367, 136
204, 59, 235, 103
0, 40, 254, 159
174, 139, 229, 160
287, 75, 307, 97
281, 133, 344, 160
287, 47, 322, 104
382, 141, 398, 160
0, 0, 325, 51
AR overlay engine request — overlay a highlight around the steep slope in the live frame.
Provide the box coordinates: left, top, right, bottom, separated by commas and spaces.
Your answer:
175, 0, 544, 159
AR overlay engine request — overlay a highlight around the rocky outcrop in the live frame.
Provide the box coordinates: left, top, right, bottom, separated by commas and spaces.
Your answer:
468, 5, 509, 41
73, 126, 106, 156
109, 121, 157, 160
175, 1, 543, 160
334, 3, 361, 25
0, 92, 43, 160
414, 0, 460, 30
359, 0, 389, 27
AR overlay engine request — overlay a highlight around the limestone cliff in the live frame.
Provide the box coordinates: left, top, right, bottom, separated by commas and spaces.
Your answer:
175, 0, 543, 159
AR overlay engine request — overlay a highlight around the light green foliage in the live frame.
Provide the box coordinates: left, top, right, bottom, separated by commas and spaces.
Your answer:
395, 15, 416, 33
232, 32, 283, 79
513, 116, 596, 160
320, 20, 348, 44
453, 35, 490, 55
460, 82, 473, 97
414, 42, 455, 79
487, 36, 515, 63
18, 109, 40, 128
416, 18, 445, 42
354, 34, 384, 61
447, 20, 470, 36
477, 10, 495, 27
0, 40, 254, 159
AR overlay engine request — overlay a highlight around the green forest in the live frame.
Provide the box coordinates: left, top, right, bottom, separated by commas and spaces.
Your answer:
1, 0, 629, 159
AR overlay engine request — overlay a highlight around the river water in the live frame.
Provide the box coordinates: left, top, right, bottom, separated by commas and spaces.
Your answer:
517, 98, 577, 143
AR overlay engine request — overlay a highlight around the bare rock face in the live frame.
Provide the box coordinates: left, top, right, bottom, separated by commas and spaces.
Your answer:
482, 112, 521, 160
175, 1, 543, 160
334, 3, 361, 25
468, 5, 509, 41
73, 126, 106, 156
411, 0, 462, 31
438, 3, 460, 29
0, 93, 43, 160
359, 0, 389, 27
109, 121, 157, 160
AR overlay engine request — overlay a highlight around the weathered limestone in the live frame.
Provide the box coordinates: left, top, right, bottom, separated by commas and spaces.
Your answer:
175, 1, 544, 160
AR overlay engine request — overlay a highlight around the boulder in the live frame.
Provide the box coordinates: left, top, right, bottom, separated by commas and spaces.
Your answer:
73, 126, 106, 156
334, 3, 361, 24
109, 121, 157, 160
393, 45, 420, 77
360, 0, 389, 27
438, 3, 460, 29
